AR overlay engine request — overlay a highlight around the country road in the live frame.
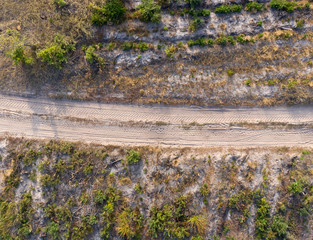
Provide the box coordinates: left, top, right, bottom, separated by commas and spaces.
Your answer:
0, 94, 313, 147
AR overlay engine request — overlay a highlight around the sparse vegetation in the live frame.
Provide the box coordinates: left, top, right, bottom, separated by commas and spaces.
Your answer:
0, 138, 312, 239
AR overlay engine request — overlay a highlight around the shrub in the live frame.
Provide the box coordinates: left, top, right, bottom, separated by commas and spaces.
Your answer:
135, 183, 143, 194
207, 38, 214, 45
185, 0, 202, 8
215, 35, 227, 45
189, 9, 211, 17
165, 44, 178, 58
94, 190, 106, 204
236, 34, 249, 44
227, 69, 234, 76
5, 171, 20, 191
37, 34, 75, 69
136, 42, 149, 52
199, 184, 209, 196
84, 45, 105, 66
126, 149, 141, 164
136, 0, 161, 23
257, 21, 263, 27
246, 1, 263, 12
188, 215, 207, 234
270, 0, 296, 12
227, 36, 236, 45
148, 205, 173, 238
214, 4, 242, 14
288, 180, 304, 194
116, 208, 143, 239
46, 222, 60, 239
245, 79, 251, 86
54, 0, 67, 8
22, 148, 41, 166
188, 38, 206, 47
90, 0, 126, 26
255, 198, 271, 239
189, 18, 203, 32
271, 215, 288, 238
296, 19, 304, 28
6, 46, 34, 65
122, 41, 133, 50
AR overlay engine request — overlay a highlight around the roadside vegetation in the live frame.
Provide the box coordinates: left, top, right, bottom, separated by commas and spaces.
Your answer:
0, 137, 312, 239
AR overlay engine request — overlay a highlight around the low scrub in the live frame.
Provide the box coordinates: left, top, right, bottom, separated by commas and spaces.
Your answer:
90, 0, 126, 26
214, 4, 242, 14
36, 34, 75, 69
135, 0, 162, 23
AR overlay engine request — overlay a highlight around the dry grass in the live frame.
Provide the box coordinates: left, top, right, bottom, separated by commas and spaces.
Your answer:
1, 0, 94, 46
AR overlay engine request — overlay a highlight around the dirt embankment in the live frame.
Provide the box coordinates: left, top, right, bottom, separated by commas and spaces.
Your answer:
1, 0, 313, 106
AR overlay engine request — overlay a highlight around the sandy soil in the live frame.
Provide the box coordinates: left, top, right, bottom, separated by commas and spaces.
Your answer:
0, 94, 312, 146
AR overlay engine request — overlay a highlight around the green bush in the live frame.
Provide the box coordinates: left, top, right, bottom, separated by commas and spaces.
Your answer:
90, 0, 126, 26
296, 19, 304, 28
165, 44, 178, 58
185, 0, 202, 9
270, 0, 296, 12
215, 35, 227, 45
188, 38, 206, 47
6, 46, 34, 65
255, 198, 271, 239
137, 42, 149, 52
126, 149, 141, 164
227, 69, 234, 76
236, 34, 249, 44
288, 180, 304, 194
189, 18, 203, 32
46, 222, 60, 239
214, 4, 242, 14
227, 36, 236, 45
246, 1, 263, 12
122, 41, 133, 50
84, 45, 105, 66
116, 208, 143, 239
189, 9, 210, 17
271, 215, 288, 238
207, 38, 214, 45
54, 0, 67, 8
136, 0, 162, 23
37, 34, 75, 69
199, 184, 209, 196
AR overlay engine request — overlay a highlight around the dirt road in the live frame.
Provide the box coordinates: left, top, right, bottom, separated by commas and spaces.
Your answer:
0, 94, 312, 146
